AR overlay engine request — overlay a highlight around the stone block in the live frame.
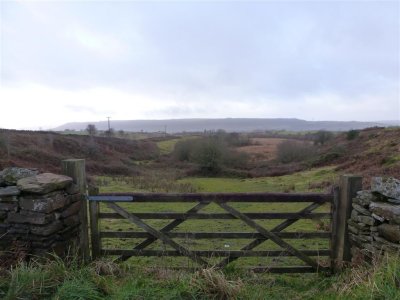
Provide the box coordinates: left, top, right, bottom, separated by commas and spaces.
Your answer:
370, 202, 400, 224
63, 214, 80, 227
349, 225, 370, 235
377, 223, 400, 243
351, 209, 359, 221
371, 177, 400, 203
60, 201, 81, 218
348, 219, 370, 230
0, 202, 18, 211
372, 213, 385, 222
17, 173, 72, 194
0, 196, 18, 203
370, 226, 378, 232
31, 221, 64, 236
0, 186, 20, 197
349, 233, 373, 243
7, 210, 55, 225
353, 190, 376, 207
1, 168, 39, 185
352, 204, 371, 216
19, 192, 69, 213
358, 216, 376, 226
8, 224, 30, 234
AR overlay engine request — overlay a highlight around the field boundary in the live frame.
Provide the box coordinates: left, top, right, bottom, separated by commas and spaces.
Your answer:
60, 159, 362, 274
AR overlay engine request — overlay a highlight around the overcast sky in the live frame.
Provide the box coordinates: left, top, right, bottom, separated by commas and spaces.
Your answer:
0, 0, 399, 129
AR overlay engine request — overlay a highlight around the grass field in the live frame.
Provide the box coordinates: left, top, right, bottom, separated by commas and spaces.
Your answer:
95, 167, 336, 270
2, 165, 399, 299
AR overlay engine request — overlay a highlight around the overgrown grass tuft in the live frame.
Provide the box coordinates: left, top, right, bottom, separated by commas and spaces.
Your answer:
337, 254, 400, 300
1, 253, 399, 299
190, 267, 243, 300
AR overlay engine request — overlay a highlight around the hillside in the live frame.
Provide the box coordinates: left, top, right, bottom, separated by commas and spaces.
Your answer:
0, 129, 158, 175
316, 127, 400, 184
1, 127, 399, 185
53, 118, 387, 133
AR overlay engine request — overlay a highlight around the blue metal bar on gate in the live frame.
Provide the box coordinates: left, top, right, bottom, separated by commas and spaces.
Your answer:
88, 196, 134, 202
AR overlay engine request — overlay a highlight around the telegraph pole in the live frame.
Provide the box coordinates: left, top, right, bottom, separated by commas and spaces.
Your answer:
107, 117, 111, 132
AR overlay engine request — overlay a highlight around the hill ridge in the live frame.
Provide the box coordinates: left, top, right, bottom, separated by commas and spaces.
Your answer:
53, 118, 388, 133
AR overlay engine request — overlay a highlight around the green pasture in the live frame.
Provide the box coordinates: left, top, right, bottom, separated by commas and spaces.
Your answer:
178, 166, 337, 193
95, 167, 337, 269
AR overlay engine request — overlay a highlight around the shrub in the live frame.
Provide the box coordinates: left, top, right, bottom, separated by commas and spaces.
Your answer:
314, 130, 334, 145
346, 130, 360, 140
173, 136, 249, 173
173, 139, 193, 161
276, 140, 316, 163
191, 138, 224, 173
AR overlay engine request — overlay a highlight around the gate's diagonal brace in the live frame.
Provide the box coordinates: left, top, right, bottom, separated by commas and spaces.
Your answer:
107, 203, 208, 266
115, 201, 210, 262
215, 202, 323, 268
217, 202, 320, 270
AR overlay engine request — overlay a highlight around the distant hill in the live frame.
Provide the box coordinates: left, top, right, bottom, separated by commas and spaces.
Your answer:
53, 118, 389, 133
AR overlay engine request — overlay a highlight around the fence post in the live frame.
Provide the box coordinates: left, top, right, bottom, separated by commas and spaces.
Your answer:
88, 186, 101, 260
331, 175, 362, 272
61, 159, 90, 262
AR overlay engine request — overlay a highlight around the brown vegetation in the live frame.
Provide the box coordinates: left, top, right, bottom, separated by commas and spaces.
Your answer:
0, 129, 158, 175
236, 138, 288, 161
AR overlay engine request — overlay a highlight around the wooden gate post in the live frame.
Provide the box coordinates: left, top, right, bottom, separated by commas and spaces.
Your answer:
332, 175, 362, 272
62, 159, 90, 262
88, 186, 101, 260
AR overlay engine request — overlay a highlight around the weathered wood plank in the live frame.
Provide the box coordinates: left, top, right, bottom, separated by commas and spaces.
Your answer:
61, 159, 90, 262
96, 192, 332, 203
99, 212, 331, 220
100, 231, 331, 239
332, 175, 362, 272
330, 186, 340, 273
116, 202, 210, 262
107, 203, 208, 266
217, 202, 320, 269
215, 201, 324, 268
101, 249, 331, 257
89, 201, 101, 259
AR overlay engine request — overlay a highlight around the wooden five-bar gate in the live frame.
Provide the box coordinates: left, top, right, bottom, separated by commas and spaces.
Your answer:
62, 159, 362, 274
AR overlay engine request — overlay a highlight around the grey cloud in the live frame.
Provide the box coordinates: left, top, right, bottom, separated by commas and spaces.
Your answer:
1, 1, 398, 119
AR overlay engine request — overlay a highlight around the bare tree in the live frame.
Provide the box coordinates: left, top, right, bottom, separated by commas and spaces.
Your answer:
86, 124, 97, 136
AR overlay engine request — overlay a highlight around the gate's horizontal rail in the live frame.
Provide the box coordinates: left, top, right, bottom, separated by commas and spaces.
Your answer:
99, 212, 331, 219
100, 231, 331, 239
100, 249, 331, 257
89, 192, 332, 203
250, 266, 330, 273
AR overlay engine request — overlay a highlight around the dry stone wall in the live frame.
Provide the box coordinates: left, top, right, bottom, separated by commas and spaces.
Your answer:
0, 167, 83, 258
349, 177, 400, 259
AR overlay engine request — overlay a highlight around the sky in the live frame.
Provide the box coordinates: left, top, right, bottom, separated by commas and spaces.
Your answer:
0, 0, 399, 130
